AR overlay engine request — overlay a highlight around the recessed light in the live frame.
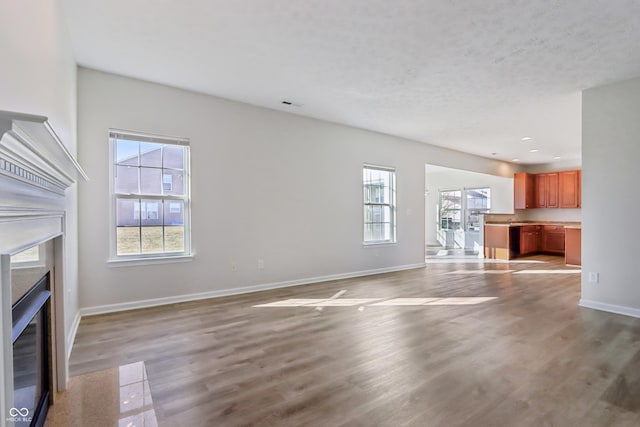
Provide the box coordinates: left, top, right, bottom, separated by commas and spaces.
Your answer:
529, 149, 539, 153
491, 152, 498, 156
553, 156, 561, 160
521, 136, 532, 141
512, 158, 520, 162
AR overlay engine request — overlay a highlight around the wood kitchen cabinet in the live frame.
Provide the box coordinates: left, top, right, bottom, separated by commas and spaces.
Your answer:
514, 173, 535, 209
485, 223, 579, 260
535, 173, 559, 208
484, 225, 512, 260
542, 225, 565, 254
514, 169, 580, 210
519, 225, 541, 255
565, 227, 582, 265
559, 170, 581, 208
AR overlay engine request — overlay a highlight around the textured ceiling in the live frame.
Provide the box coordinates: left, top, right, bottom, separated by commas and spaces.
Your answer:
61, 0, 640, 165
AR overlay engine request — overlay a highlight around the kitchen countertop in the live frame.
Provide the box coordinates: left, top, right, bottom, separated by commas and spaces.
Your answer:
485, 221, 581, 228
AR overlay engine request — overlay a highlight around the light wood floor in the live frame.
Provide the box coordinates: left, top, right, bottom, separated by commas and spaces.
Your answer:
67, 255, 640, 426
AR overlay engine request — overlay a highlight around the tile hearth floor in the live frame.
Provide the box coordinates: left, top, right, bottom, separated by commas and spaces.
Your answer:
44, 361, 158, 427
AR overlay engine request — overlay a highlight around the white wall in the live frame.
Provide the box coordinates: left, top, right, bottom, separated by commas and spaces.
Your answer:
77, 68, 516, 312
0, 0, 78, 361
424, 165, 514, 246
581, 76, 640, 317
0, 0, 78, 411
516, 208, 581, 222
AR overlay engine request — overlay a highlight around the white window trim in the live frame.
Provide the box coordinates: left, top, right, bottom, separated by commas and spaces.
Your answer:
107, 254, 194, 267
438, 186, 491, 231
10, 245, 46, 269
108, 129, 192, 263
362, 163, 397, 245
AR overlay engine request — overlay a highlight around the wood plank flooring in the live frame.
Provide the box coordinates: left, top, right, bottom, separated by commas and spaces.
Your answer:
66, 255, 640, 426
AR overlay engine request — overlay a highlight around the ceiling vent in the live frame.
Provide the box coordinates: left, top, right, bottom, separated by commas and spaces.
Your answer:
281, 100, 302, 107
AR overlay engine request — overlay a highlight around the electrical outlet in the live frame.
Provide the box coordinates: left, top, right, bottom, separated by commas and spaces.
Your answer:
257, 259, 264, 269
588, 272, 599, 283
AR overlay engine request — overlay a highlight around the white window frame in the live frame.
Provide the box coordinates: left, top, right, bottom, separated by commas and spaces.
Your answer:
465, 187, 491, 231
438, 187, 491, 231
363, 164, 397, 245
108, 129, 192, 264
439, 189, 463, 230
10, 245, 44, 269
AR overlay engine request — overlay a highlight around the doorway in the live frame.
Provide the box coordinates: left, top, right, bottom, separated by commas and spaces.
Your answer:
425, 165, 514, 258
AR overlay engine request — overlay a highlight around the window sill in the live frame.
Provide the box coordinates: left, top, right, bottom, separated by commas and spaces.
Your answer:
362, 241, 397, 248
10, 262, 47, 270
107, 254, 194, 267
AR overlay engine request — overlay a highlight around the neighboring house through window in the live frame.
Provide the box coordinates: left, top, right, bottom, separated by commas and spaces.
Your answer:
363, 164, 396, 244
439, 187, 491, 231
110, 130, 191, 259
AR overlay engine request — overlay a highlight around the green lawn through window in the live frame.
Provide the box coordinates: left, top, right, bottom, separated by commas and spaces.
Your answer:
117, 226, 184, 254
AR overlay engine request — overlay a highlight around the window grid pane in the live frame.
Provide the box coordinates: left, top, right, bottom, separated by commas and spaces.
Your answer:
363, 166, 396, 243
466, 188, 491, 231
112, 133, 190, 258
439, 190, 462, 230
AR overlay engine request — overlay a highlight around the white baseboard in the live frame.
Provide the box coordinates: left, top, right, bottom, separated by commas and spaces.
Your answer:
80, 262, 426, 317
66, 310, 81, 360
579, 299, 640, 319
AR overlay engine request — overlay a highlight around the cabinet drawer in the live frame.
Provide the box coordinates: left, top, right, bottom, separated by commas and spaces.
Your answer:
543, 225, 564, 232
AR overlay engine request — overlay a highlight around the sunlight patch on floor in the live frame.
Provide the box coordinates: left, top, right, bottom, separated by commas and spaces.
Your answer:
310, 298, 380, 306
369, 298, 440, 306
445, 270, 515, 274
253, 296, 498, 308
425, 259, 547, 264
425, 297, 498, 305
513, 270, 581, 274
443, 269, 581, 275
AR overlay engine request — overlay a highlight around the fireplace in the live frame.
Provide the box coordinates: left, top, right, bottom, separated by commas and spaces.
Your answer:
0, 111, 87, 426
11, 272, 50, 427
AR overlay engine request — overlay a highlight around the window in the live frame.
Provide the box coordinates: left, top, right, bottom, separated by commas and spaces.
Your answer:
163, 173, 173, 191
110, 130, 191, 259
438, 187, 491, 231
363, 165, 396, 243
465, 188, 491, 231
439, 190, 462, 230
10, 245, 42, 268
11, 245, 40, 264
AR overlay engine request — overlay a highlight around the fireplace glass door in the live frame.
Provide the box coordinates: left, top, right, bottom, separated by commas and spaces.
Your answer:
11, 273, 50, 427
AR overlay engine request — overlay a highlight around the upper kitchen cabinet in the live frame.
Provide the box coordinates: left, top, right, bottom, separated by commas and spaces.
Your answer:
514, 173, 535, 209
559, 170, 581, 208
514, 169, 581, 210
535, 172, 559, 208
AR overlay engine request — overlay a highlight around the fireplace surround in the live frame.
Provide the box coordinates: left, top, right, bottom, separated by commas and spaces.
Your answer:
0, 111, 86, 426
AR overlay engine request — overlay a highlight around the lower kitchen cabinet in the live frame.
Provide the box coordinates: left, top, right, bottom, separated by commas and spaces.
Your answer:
485, 223, 578, 260
565, 227, 582, 265
542, 225, 565, 254
484, 225, 513, 260
519, 226, 541, 255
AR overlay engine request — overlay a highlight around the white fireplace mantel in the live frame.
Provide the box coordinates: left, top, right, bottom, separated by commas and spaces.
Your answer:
0, 110, 87, 425
0, 110, 88, 196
